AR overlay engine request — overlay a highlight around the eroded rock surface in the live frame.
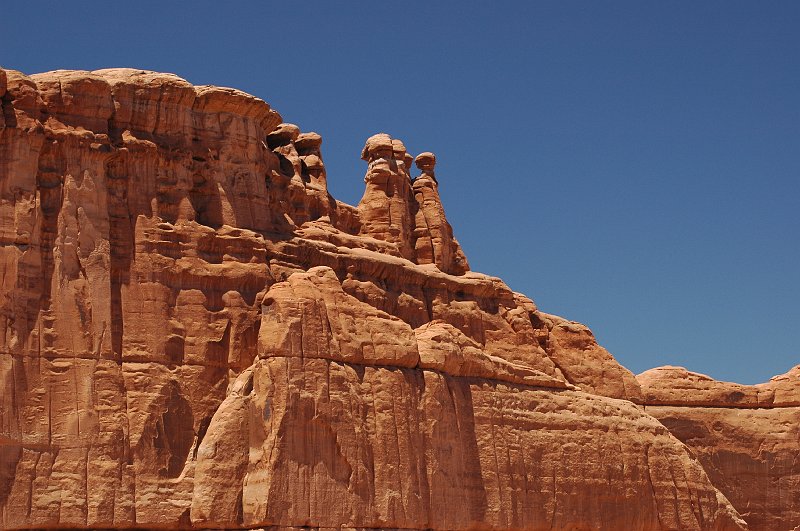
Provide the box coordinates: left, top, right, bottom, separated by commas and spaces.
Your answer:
0, 66, 791, 530
638, 366, 800, 531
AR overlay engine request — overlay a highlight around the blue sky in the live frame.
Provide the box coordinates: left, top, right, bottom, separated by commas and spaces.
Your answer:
3, 2, 798, 384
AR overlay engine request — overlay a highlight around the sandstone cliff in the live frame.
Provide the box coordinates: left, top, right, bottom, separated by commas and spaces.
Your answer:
637, 366, 800, 531
0, 67, 795, 530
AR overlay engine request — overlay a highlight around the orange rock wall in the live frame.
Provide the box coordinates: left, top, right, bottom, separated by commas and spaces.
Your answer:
0, 67, 794, 530
638, 366, 800, 531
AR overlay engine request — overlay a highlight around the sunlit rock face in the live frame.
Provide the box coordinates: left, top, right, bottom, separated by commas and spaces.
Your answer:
637, 365, 800, 531
0, 67, 794, 530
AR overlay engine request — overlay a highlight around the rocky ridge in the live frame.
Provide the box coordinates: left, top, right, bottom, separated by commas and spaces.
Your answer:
0, 67, 796, 530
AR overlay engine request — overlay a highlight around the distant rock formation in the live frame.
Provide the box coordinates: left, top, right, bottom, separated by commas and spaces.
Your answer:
0, 67, 796, 530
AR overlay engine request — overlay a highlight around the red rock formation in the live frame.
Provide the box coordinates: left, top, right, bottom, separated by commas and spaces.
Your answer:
0, 66, 791, 530
357, 133, 418, 260
411, 152, 469, 275
638, 366, 800, 531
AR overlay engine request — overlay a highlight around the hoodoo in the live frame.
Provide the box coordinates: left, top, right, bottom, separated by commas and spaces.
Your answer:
0, 67, 797, 530
357, 132, 418, 260
411, 151, 469, 275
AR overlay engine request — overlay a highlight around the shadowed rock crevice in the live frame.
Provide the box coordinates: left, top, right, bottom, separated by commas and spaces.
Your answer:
0, 445, 22, 510
157, 387, 194, 478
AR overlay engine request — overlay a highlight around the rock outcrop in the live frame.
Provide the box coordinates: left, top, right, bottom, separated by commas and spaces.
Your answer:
0, 67, 794, 530
638, 366, 800, 531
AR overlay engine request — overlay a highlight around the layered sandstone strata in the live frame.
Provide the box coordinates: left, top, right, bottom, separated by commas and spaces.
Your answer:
0, 67, 793, 530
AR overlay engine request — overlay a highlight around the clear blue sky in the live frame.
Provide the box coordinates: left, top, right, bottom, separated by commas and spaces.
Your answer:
3, 2, 798, 384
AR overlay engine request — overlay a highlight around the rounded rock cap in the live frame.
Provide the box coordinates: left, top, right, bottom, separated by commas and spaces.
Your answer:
361, 133, 393, 161
391, 139, 407, 156
415, 152, 436, 166
267, 123, 300, 148
295, 131, 322, 152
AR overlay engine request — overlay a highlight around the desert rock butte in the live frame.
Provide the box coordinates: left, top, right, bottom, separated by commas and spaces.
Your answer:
0, 67, 797, 530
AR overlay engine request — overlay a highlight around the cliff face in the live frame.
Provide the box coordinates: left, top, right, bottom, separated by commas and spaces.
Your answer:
0, 67, 794, 530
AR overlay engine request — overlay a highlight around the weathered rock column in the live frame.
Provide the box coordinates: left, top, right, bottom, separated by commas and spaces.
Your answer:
357, 133, 416, 259
412, 152, 469, 274
266, 123, 333, 224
